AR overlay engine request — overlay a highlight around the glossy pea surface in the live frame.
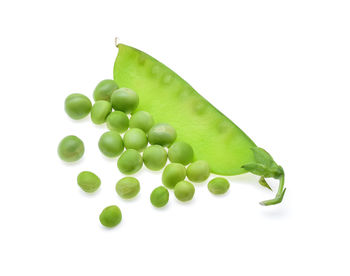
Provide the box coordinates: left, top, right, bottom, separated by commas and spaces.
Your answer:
117, 149, 143, 175
123, 128, 148, 152
99, 205, 122, 228
93, 79, 118, 101
162, 163, 186, 189
143, 145, 167, 171
150, 186, 169, 208
106, 111, 129, 133
77, 171, 101, 193
65, 93, 92, 120
58, 135, 84, 162
168, 141, 193, 165
174, 180, 195, 202
114, 44, 256, 175
148, 123, 177, 147
129, 111, 154, 133
98, 131, 124, 158
116, 177, 140, 199
111, 88, 139, 113
186, 160, 210, 182
208, 177, 230, 195
91, 100, 112, 124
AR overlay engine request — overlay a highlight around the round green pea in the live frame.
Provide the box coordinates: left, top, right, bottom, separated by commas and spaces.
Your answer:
98, 131, 124, 158
99, 205, 122, 228
129, 111, 154, 133
162, 163, 186, 189
117, 149, 143, 175
208, 177, 230, 195
143, 145, 167, 171
111, 88, 139, 113
64, 93, 92, 120
106, 111, 129, 133
93, 79, 118, 101
150, 186, 169, 208
148, 123, 177, 147
123, 128, 148, 152
174, 181, 195, 202
168, 141, 194, 165
58, 135, 84, 162
116, 177, 140, 199
77, 171, 101, 193
186, 160, 210, 182
91, 100, 112, 124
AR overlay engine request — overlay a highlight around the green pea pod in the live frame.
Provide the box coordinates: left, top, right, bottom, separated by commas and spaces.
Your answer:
113, 43, 286, 206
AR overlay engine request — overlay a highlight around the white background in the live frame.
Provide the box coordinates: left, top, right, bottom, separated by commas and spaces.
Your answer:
1, 1, 349, 275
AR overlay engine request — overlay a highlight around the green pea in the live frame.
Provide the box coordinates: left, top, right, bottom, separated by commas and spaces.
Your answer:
129, 111, 154, 133
93, 79, 118, 101
111, 88, 139, 113
148, 123, 177, 147
99, 205, 122, 228
168, 141, 193, 165
186, 160, 210, 182
123, 128, 148, 152
58, 135, 84, 162
106, 111, 129, 133
98, 131, 124, 158
77, 171, 101, 193
116, 177, 140, 199
64, 93, 92, 120
117, 149, 143, 175
162, 163, 186, 189
208, 177, 230, 195
143, 145, 167, 171
174, 180, 195, 202
91, 100, 112, 124
150, 186, 169, 208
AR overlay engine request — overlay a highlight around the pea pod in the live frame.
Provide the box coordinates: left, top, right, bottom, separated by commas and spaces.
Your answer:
113, 43, 286, 206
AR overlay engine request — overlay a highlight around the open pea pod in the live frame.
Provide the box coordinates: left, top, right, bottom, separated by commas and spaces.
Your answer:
113, 43, 286, 206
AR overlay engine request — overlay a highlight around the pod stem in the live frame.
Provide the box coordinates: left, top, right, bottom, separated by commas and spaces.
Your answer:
259, 173, 286, 206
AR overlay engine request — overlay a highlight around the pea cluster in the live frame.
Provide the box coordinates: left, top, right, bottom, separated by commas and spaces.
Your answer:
58, 79, 230, 228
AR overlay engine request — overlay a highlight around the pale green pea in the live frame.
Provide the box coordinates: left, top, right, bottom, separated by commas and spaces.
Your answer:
91, 100, 112, 124
150, 186, 169, 208
93, 79, 118, 101
143, 145, 167, 171
58, 135, 84, 162
117, 149, 143, 175
98, 131, 124, 158
77, 171, 101, 193
208, 177, 230, 195
123, 128, 148, 152
64, 93, 92, 120
148, 123, 177, 147
168, 141, 193, 165
162, 163, 186, 189
111, 88, 139, 113
174, 180, 195, 202
129, 111, 154, 133
106, 111, 129, 133
116, 177, 140, 199
186, 160, 210, 182
99, 205, 122, 228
